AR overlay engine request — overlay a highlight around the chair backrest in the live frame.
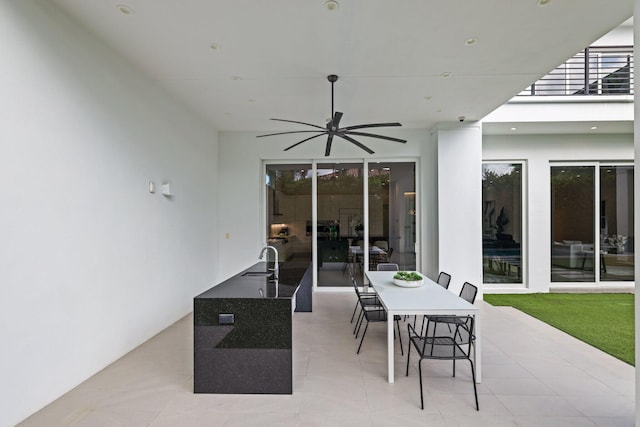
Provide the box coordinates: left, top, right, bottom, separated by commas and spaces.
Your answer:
377, 263, 399, 271
351, 274, 366, 297
423, 315, 475, 355
373, 240, 389, 251
436, 271, 451, 289
459, 282, 478, 304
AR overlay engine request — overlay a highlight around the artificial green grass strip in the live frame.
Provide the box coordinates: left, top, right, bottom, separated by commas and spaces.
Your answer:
484, 293, 635, 366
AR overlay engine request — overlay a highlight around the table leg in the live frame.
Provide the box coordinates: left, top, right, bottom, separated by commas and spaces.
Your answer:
474, 313, 482, 383
387, 310, 395, 383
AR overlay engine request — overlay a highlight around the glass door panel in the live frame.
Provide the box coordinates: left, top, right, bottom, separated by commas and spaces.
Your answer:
316, 163, 363, 287
482, 163, 523, 283
265, 164, 312, 265
551, 166, 595, 282
600, 166, 634, 281
368, 162, 416, 271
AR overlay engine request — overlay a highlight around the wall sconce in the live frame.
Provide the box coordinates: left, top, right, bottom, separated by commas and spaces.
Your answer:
161, 182, 172, 197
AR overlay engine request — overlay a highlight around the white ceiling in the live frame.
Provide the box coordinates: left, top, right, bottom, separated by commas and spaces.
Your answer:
49, 0, 633, 133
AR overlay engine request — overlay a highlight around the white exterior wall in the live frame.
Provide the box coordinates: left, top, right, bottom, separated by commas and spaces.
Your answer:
0, 3, 219, 426
483, 133, 633, 293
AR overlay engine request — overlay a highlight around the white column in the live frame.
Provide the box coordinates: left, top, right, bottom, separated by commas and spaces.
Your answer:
436, 123, 484, 295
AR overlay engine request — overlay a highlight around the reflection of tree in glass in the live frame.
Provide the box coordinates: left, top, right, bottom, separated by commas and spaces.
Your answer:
272, 167, 393, 198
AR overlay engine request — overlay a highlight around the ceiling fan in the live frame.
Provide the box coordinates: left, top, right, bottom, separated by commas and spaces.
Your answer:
257, 74, 407, 156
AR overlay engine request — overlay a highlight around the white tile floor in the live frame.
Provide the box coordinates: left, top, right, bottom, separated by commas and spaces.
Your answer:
19, 293, 635, 427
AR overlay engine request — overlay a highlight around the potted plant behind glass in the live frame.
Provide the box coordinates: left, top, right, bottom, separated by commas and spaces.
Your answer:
607, 234, 628, 254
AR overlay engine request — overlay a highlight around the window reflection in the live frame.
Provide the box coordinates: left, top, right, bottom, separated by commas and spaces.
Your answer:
600, 166, 634, 281
482, 163, 523, 284
550, 166, 595, 282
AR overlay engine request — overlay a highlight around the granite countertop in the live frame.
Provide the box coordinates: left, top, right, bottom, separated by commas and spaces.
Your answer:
195, 262, 306, 300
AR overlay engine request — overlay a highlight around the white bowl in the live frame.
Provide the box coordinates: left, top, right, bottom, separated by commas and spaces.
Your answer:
393, 278, 424, 288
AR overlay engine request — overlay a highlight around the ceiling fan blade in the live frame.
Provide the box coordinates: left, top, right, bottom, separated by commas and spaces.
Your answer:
257, 130, 325, 138
324, 133, 335, 156
342, 122, 402, 131
269, 118, 327, 130
328, 111, 343, 131
345, 131, 407, 143
337, 133, 375, 155
283, 132, 328, 151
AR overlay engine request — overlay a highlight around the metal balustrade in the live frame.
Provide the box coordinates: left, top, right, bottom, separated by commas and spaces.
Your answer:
518, 45, 633, 97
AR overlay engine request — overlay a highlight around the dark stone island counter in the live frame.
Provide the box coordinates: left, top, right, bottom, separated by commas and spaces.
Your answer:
194, 261, 312, 394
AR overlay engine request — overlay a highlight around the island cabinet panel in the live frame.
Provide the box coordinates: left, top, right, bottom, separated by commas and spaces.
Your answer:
193, 262, 311, 394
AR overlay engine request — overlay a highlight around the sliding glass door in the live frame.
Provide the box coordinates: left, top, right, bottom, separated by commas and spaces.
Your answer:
265, 164, 312, 265
368, 162, 416, 272
599, 165, 634, 281
266, 160, 418, 289
316, 162, 363, 287
550, 163, 634, 283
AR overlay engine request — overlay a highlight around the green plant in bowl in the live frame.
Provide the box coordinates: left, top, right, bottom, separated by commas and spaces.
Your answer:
393, 271, 422, 281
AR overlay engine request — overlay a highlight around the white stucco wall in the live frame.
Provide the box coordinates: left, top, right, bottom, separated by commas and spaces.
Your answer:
0, 3, 219, 425
217, 128, 439, 281
483, 133, 633, 293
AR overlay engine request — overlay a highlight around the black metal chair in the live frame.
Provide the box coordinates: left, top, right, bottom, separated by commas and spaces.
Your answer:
436, 271, 451, 289
377, 263, 399, 271
350, 273, 379, 326
352, 275, 404, 355
406, 315, 478, 411
428, 282, 478, 331
419, 280, 476, 335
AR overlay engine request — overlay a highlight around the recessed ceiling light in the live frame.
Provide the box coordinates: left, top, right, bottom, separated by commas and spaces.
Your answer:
510, 127, 517, 131
538, 0, 551, 5
209, 43, 219, 50
117, 4, 134, 15
440, 72, 452, 78
465, 37, 478, 46
325, 1, 340, 11
591, 126, 598, 130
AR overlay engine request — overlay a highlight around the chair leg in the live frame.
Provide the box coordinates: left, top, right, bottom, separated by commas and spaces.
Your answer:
350, 301, 358, 323
418, 359, 424, 410
469, 360, 479, 411
354, 310, 364, 336
405, 336, 412, 376
356, 322, 369, 354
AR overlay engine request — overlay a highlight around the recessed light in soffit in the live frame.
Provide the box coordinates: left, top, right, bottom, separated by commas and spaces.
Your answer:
538, 0, 551, 5
117, 4, 134, 15
325, 1, 340, 11
465, 37, 478, 46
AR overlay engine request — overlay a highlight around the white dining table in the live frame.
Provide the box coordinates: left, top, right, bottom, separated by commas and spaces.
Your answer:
365, 271, 481, 384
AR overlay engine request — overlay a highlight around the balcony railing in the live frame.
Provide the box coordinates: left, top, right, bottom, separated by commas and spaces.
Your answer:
518, 45, 633, 97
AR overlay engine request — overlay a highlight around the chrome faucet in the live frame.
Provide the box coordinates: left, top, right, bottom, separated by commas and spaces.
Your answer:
258, 245, 279, 281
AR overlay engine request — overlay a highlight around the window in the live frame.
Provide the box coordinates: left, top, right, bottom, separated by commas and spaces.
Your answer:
550, 164, 634, 283
482, 163, 523, 284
